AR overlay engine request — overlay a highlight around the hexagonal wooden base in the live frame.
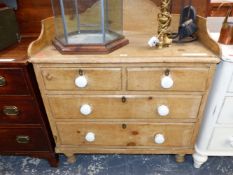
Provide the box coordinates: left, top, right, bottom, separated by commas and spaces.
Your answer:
52, 37, 129, 54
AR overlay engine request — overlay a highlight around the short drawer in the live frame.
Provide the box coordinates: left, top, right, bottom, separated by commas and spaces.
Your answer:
208, 128, 233, 151
217, 97, 233, 124
0, 128, 49, 151
57, 122, 194, 147
0, 97, 41, 124
127, 67, 209, 91
48, 95, 202, 120
41, 67, 122, 91
0, 68, 30, 95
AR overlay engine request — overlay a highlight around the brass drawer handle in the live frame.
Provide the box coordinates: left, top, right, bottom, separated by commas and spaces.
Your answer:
3, 106, 19, 116
0, 76, 6, 87
16, 136, 30, 144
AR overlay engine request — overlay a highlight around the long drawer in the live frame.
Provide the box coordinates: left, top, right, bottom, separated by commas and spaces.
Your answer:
208, 128, 233, 151
127, 67, 209, 91
41, 67, 122, 91
0, 68, 30, 95
56, 122, 194, 147
217, 97, 233, 124
0, 97, 41, 124
0, 127, 49, 151
48, 95, 202, 120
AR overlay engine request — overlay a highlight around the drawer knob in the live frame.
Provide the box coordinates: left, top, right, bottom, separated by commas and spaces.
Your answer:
161, 76, 173, 89
16, 136, 30, 144
75, 76, 88, 88
154, 134, 165, 144
80, 104, 92, 116
3, 106, 19, 116
157, 105, 169, 116
0, 76, 6, 87
85, 132, 95, 142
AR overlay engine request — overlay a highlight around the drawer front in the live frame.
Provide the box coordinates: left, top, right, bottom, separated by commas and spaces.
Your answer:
41, 67, 122, 91
49, 95, 202, 120
0, 97, 41, 124
227, 75, 233, 92
0, 128, 49, 151
0, 68, 30, 95
127, 67, 209, 91
217, 97, 233, 124
208, 128, 233, 151
57, 122, 194, 147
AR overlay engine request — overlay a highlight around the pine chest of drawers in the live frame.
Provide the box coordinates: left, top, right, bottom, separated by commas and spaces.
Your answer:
29, 17, 220, 163
30, 34, 218, 162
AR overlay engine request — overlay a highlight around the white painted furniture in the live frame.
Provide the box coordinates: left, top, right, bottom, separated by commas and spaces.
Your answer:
193, 17, 233, 168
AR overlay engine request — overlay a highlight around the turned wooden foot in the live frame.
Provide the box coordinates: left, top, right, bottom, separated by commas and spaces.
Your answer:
193, 152, 208, 168
175, 154, 185, 163
47, 154, 59, 167
64, 153, 76, 164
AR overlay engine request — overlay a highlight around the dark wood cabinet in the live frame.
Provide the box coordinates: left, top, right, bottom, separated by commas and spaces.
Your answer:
0, 68, 30, 95
208, 2, 233, 17
0, 38, 58, 167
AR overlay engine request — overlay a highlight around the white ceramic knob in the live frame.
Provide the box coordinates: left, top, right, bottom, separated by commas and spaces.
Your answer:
157, 105, 170, 116
75, 76, 88, 88
148, 36, 159, 47
85, 132, 95, 142
154, 134, 165, 144
161, 76, 174, 89
229, 136, 233, 147
80, 104, 92, 116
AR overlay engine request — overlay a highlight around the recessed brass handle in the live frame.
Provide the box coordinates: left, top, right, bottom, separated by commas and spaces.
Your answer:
3, 106, 19, 116
0, 76, 6, 87
16, 136, 30, 144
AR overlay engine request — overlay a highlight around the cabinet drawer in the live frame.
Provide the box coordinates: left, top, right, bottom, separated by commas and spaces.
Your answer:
127, 67, 209, 91
57, 122, 194, 147
0, 97, 41, 124
41, 67, 122, 91
227, 74, 233, 92
0, 128, 49, 151
208, 128, 233, 151
217, 97, 233, 124
0, 68, 30, 95
49, 95, 201, 120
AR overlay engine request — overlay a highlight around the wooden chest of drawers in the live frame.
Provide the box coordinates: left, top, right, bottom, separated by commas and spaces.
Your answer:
31, 62, 217, 163
29, 17, 220, 163
0, 38, 58, 166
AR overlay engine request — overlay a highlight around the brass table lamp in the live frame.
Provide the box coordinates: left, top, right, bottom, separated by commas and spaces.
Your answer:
148, 0, 172, 48
157, 0, 172, 48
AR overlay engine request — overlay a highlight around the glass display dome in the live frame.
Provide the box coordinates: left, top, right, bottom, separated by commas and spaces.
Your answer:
51, 0, 129, 54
